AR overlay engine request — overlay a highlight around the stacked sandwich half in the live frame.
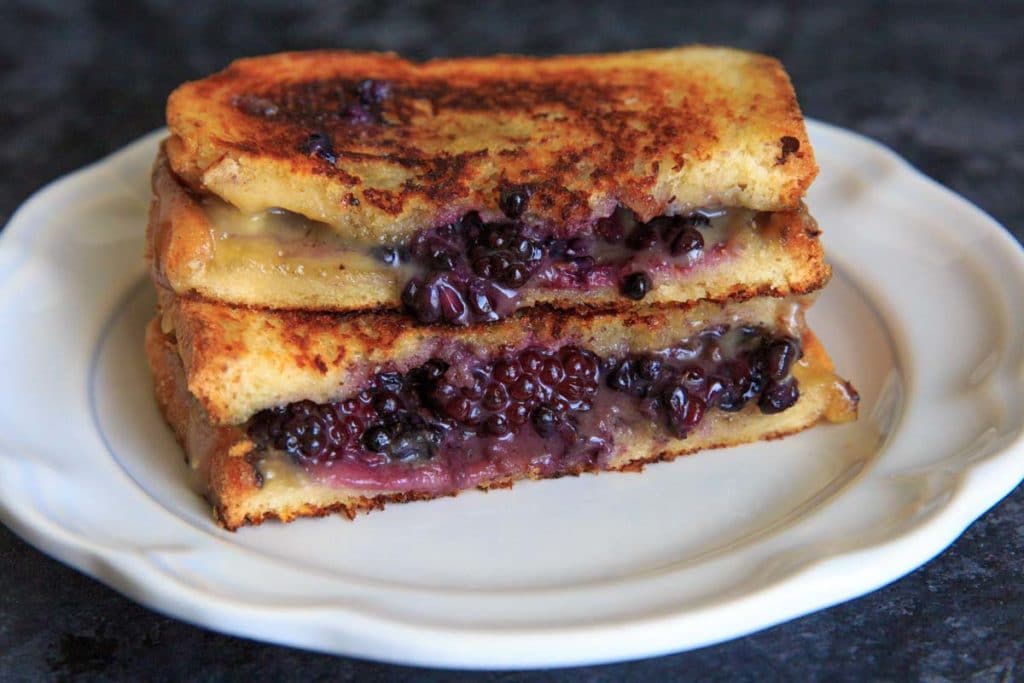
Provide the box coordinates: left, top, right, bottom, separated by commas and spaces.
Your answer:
146, 47, 858, 530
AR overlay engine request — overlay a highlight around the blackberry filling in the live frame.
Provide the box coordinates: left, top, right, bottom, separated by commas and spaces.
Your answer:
395, 207, 729, 325
202, 197, 747, 324
247, 324, 803, 484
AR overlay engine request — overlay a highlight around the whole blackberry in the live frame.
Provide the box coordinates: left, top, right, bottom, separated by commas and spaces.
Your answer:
399, 216, 536, 325
428, 346, 599, 438
249, 400, 339, 464
467, 223, 544, 290
601, 325, 805, 438
249, 363, 449, 465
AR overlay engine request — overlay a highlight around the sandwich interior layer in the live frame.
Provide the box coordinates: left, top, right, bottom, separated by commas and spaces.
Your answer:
244, 321, 858, 492
161, 289, 826, 426
146, 317, 857, 530
151, 154, 829, 322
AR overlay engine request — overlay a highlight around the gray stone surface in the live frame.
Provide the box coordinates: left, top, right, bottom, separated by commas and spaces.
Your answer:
0, 1, 1021, 680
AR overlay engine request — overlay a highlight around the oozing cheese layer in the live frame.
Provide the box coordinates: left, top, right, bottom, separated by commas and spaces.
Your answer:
199, 200, 758, 322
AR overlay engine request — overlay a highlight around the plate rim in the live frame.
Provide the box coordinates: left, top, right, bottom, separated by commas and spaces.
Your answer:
1, 120, 1023, 669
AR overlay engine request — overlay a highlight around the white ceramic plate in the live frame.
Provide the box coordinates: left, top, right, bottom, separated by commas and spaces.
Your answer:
1, 121, 1022, 669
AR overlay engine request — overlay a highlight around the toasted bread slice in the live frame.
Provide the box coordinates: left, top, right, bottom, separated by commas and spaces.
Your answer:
149, 149, 830, 315
158, 286, 820, 426
146, 317, 856, 530
166, 46, 816, 243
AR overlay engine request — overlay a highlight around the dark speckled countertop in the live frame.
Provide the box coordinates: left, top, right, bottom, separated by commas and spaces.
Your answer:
1, 1, 1022, 680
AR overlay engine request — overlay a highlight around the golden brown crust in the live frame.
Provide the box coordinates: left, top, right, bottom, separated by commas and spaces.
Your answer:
145, 318, 258, 495
158, 287, 820, 425
167, 46, 817, 241
146, 317, 856, 531
148, 147, 830, 315
146, 150, 216, 293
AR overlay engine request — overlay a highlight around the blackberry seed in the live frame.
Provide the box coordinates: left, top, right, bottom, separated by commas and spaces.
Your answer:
419, 358, 449, 383
663, 384, 706, 438
464, 376, 487, 401
559, 380, 586, 401
466, 280, 499, 320
717, 390, 748, 412
431, 383, 459, 409
473, 257, 493, 278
